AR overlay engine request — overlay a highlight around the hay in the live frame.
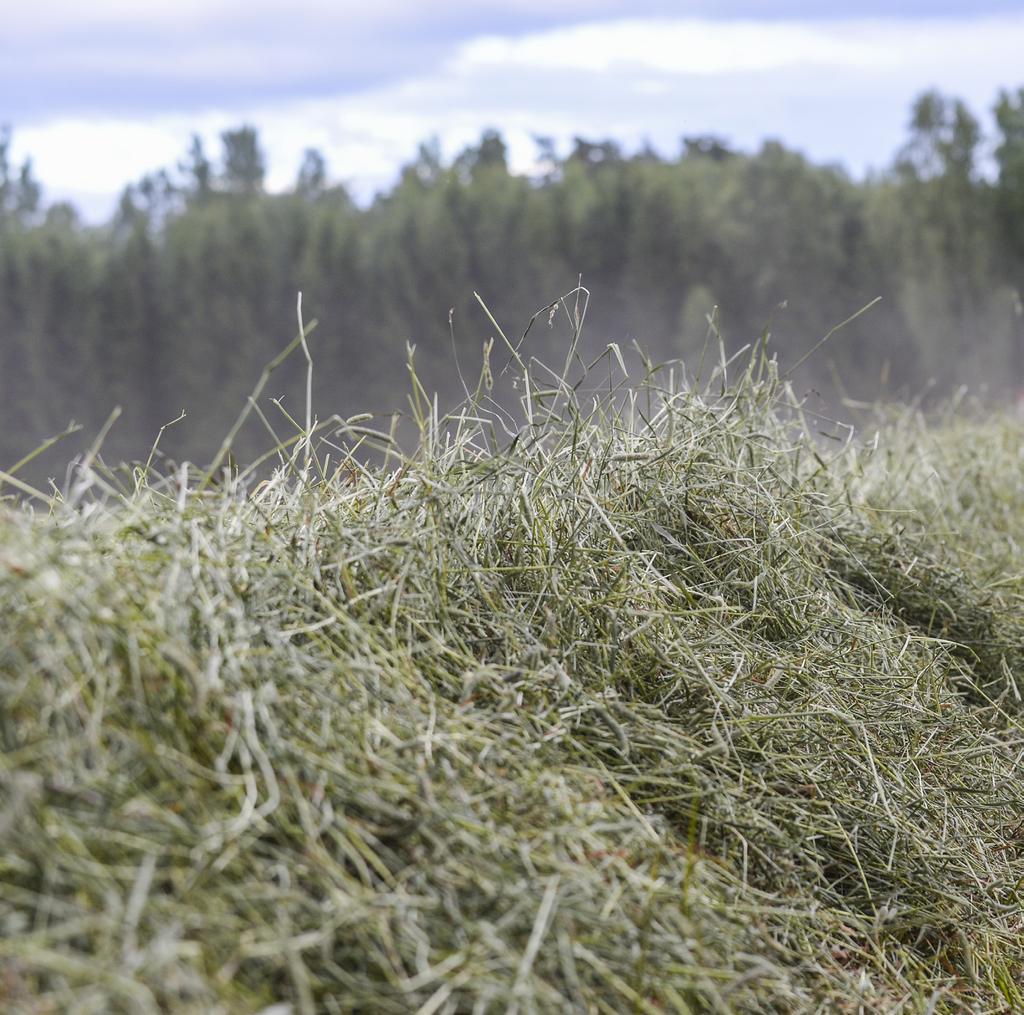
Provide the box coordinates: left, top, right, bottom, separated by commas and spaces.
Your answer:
2, 305, 1023, 1013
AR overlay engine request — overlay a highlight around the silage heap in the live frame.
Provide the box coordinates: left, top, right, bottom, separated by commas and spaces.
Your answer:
1, 338, 1023, 1013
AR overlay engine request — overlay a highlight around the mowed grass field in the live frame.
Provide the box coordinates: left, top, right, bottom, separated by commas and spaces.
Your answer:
2, 315, 1024, 1013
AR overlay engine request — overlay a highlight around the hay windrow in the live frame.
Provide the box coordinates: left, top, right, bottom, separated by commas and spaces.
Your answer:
2, 308, 1024, 1013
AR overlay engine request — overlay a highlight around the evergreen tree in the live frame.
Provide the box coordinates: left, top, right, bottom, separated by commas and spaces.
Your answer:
221, 126, 265, 194
296, 149, 327, 198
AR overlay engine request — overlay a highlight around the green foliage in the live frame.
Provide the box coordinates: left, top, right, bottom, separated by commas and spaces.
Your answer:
0, 126, 41, 228
995, 88, 1024, 265
220, 125, 266, 195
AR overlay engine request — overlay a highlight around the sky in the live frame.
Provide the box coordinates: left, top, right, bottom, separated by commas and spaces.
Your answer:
5, 1, 1024, 221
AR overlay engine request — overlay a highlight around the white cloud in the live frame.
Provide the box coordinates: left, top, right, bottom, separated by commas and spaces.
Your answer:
455, 20, 870, 75
14, 121, 185, 194
452, 15, 1024, 77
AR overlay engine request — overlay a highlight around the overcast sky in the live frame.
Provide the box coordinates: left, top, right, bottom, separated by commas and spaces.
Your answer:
6, 1, 1024, 220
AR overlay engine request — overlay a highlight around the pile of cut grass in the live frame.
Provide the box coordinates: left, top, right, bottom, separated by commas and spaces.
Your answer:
2, 298, 1024, 1013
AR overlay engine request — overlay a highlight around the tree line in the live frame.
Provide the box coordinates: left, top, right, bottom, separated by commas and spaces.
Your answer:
2, 88, 1024, 472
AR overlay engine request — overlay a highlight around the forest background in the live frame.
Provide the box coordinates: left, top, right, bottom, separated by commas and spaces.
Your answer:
3, 87, 1024, 471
